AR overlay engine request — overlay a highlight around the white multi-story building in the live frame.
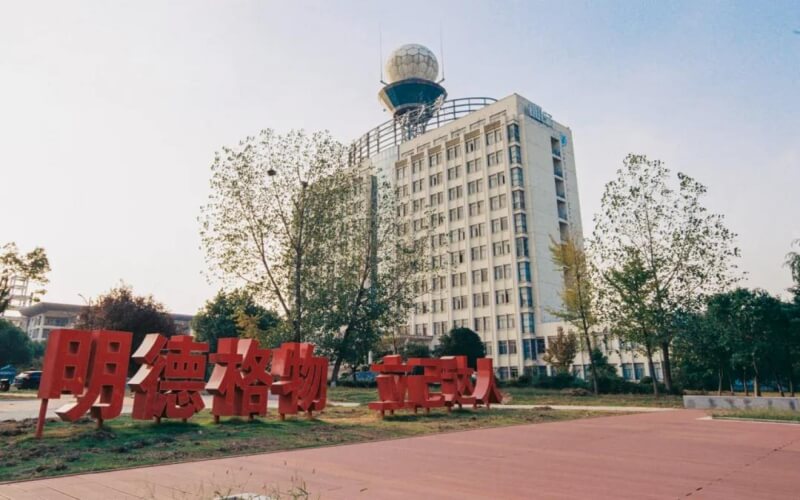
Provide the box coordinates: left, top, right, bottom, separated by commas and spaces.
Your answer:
351, 44, 662, 382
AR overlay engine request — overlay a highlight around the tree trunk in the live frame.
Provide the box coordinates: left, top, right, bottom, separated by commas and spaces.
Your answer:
753, 358, 761, 397
660, 341, 673, 393
728, 371, 735, 396
645, 346, 659, 396
773, 369, 785, 397
717, 366, 723, 396
330, 356, 343, 386
790, 378, 795, 397
582, 329, 599, 395
743, 368, 749, 396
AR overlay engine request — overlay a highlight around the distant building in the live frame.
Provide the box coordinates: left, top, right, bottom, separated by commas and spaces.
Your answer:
18, 302, 194, 342
349, 43, 663, 382
0, 275, 34, 329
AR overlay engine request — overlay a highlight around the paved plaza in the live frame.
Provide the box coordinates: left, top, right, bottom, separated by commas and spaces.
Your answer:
1, 409, 799, 499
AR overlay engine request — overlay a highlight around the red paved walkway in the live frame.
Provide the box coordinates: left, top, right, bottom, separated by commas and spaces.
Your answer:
1, 410, 799, 499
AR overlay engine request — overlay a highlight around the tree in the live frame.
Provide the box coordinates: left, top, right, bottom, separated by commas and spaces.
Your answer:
399, 342, 432, 360
549, 235, 599, 394
592, 154, 739, 392
75, 285, 176, 368
0, 319, 33, 367
785, 239, 800, 300
0, 243, 50, 314
200, 129, 349, 343
305, 174, 433, 384
600, 251, 662, 395
434, 328, 486, 369
673, 310, 733, 395
192, 289, 282, 353
542, 327, 578, 374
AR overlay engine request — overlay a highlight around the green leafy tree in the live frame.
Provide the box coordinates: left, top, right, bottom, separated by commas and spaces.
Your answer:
549, 234, 599, 393
399, 342, 431, 360
542, 327, 578, 374
0, 243, 50, 314
785, 239, 800, 300
0, 319, 33, 367
75, 285, 176, 371
192, 289, 282, 352
200, 129, 349, 343
593, 154, 739, 392
600, 251, 662, 395
434, 328, 486, 369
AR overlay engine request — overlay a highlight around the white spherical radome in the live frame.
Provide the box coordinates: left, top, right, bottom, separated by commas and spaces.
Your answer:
384, 44, 439, 84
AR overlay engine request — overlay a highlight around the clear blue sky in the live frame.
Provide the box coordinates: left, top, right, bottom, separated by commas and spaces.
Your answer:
1, 1, 798, 313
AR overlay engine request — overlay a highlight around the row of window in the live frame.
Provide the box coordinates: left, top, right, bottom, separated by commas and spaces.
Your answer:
397, 149, 505, 183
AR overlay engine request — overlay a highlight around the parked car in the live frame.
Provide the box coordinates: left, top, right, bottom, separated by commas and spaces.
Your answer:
13, 371, 42, 390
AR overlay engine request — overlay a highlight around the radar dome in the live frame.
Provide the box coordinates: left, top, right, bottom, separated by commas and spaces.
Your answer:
384, 44, 439, 84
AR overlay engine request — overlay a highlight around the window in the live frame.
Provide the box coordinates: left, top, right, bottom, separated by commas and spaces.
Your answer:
414, 324, 428, 336
517, 262, 531, 282
430, 192, 443, 205
498, 341, 509, 355
412, 179, 424, 193
451, 272, 467, 287
634, 363, 645, 380
429, 212, 444, 227
474, 316, 491, 332
453, 318, 468, 328
521, 313, 535, 333
488, 172, 506, 188
465, 137, 480, 153
508, 340, 518, 355
510, 367, 520, 379
448, 186, 463, 200
514, 213, 528, 233
622, 363, 634, 380
489, 194, 507, 210
450, 250, 465, 265
396, 165, 407, 180
496, 314, 515, 329
512, 190, 525, 210
452, 296, 468, 310
492, 240, 511, 256
498, 367, 510, 380
449, 206, 464, 222
468, 201, 484, 216
473, 292, 490, 307
466, 158, 482, 173
469, 223, 485, 238
431, 276, 446, 290
433, 321, 448, 335
449, 228, 465, 242
494, 264, 512, 281
470, 245, 487, 260
495, 289, 511, 304
467, 179, 483, 194
511, 167, 524, 187
428, 152, 442, 167
522, 339, 534, 360
484, 342, 493, 356
431, 299, 447, 313
515, 237, 529, 257
507, 123, 520, 143
535, 338, 546, 356
487, 151, 503, 167
429, 173, 442, 187
412, 159, 423, 173
446, 145, 460, 160
509, 145, 522, 164
447, 165, 461, 180
472, 268, 488, 284
519, 287, 533, 307
490, 217, 508, 233
485, 129, 502, 145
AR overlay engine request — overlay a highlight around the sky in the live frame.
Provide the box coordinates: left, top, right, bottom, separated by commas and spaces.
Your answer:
1, 1, 798, 314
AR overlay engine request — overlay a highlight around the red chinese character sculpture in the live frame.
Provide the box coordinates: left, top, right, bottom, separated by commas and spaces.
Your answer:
406, 358, 447, 414
472, 358, 503, 408
368, 355, 411, 418
36, 329, 132, 437
439, 356, 478, 409
129, 334, 208, 422
270, 342, 328, 419
206, 338, 272, 423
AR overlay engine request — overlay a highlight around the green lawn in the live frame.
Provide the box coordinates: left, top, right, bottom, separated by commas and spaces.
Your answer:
711, 409, 800, 423
328, 385, 683, 408
0, 406, 604, 482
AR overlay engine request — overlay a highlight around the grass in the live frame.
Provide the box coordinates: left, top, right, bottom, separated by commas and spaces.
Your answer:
711, 409, 800, 423
328, 385, 683, 408
0, 405, 604, 482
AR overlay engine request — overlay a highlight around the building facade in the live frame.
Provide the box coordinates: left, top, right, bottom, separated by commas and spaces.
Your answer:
351, 44, 662, 382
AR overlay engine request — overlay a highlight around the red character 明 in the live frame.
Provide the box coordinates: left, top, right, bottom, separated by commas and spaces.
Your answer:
36, 329, 132, 437
129, 334, 208, 422
206, 338, 273, 422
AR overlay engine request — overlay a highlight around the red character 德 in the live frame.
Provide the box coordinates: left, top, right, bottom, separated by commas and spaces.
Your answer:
206, 338, 273, 423
129, 334, 208, 422
36, 329, 132, 437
